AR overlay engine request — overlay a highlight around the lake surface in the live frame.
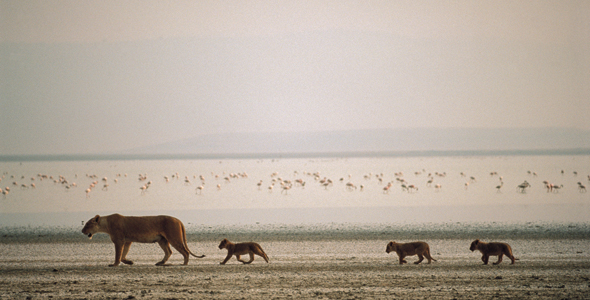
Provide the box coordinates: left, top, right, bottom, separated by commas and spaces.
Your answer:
1, 155, 589, 227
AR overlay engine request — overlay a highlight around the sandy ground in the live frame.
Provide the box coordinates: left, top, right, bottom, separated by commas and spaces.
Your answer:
1, 239, 590, 299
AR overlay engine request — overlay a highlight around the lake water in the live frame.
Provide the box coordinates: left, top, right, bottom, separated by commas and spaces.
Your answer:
1, 155, 589, 227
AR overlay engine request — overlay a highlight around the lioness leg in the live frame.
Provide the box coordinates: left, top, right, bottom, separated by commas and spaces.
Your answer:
493, 253, 504, 265
415, 253, 424, 264
110, 240, 126, 267
121, 242, 134, 265
169, 238, 190, 265
156, 239, 173, 266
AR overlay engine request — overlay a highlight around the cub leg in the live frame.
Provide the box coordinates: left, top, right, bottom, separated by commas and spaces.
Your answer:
508, 253, 515, 264
156, 239, 172, 266
121, 242, 134, 265
425, 250, 435, 264
256, 249, 269, 263
415, 254, 424, 264
220, 253, 233, 265
398, 254, 407, 265
241, 252, 255, 264
482, 255, 489, 265
493, 253, 504, 265
236, 254, 249, 264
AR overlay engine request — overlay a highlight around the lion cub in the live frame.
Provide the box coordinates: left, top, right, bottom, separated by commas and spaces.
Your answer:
218, 238, 269, 265
470, 239, 516, 265
386, 241, 437, 265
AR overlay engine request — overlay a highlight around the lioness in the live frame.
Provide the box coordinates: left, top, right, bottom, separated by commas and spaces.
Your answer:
218, 238, 269, 265
386, 241, 437, 265
81, 214, 205, 267
470, 239, 516, 265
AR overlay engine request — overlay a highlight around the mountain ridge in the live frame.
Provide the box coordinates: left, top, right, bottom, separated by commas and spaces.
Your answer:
126, 127, 590, 155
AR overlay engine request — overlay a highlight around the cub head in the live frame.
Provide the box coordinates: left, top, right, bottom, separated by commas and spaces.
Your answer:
81, 215, 101, 239
470, 239, 480, 251
219, 238, 229, 249
386, 241, 397, 253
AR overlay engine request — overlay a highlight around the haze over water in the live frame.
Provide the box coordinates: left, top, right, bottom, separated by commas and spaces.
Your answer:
1, 154, 588, 227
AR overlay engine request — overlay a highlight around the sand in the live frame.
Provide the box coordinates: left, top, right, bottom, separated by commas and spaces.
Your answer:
1, 238, 589, 299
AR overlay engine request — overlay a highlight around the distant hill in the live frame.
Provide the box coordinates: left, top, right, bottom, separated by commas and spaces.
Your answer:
127, 128, 590, 156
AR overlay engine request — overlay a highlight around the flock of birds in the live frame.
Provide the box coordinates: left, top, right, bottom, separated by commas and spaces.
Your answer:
1, 167, 588, 199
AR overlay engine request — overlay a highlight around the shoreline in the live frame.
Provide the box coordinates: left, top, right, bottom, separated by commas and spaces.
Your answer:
2, 221, 590, 244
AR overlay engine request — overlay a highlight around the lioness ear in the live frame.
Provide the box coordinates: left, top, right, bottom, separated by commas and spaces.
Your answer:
94, 215, 100, 222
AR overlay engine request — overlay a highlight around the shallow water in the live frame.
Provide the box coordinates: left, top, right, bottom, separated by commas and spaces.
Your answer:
1, 155, 589, 226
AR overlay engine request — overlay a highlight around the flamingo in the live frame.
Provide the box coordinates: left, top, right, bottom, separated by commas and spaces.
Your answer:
543, 181, 552, 192
281, 184, 291, 194
196, 185, 204, 194
517, 181, 531, 193
434, 184, 441, 191
346, 182, 357, 191
140, 184, 149, 195
552, 184, 563, 193
578, 182, 587, 193
383, 183, 392, 194
496, 182, 503, 193
400, 184, 408, 192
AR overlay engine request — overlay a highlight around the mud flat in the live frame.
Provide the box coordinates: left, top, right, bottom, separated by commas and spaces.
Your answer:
1, 236, 589, 299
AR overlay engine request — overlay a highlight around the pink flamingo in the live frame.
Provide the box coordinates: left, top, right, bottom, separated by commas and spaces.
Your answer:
346, 182, 357, 191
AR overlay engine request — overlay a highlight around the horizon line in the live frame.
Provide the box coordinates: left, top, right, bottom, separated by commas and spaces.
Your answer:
2, 148, 590, 162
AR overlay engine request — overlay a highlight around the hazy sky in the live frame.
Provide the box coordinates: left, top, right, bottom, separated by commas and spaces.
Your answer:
1, 1, 589, 155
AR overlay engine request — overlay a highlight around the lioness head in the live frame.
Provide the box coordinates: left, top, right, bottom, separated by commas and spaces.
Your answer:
219, 238, 229, 249
470, 239, 480, 251
386, 241, 397, 253
81, 215, 101, 239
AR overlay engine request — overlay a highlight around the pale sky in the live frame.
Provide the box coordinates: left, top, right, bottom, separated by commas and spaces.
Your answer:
1, 0, 589, 155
